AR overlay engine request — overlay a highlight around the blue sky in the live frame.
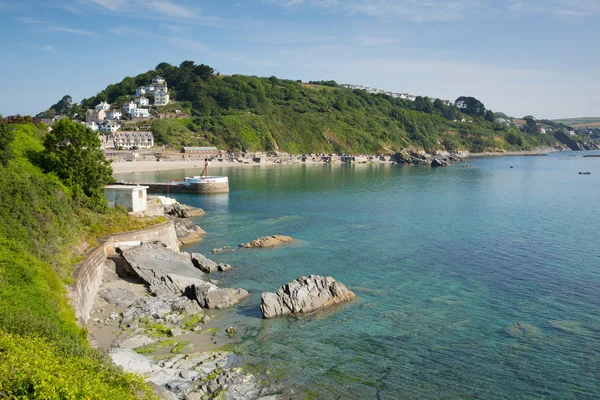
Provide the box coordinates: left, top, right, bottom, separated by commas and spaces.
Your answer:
0, 0, 598, 119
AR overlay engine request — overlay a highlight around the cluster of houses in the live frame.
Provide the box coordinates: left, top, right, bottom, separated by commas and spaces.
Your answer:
84, 75, 170, 130
340, 83, 453, 106
80, 76, 170, 149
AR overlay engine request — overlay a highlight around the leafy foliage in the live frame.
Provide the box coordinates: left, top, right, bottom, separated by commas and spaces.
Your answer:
41, 119, 113, 205
0, 122, 161, 399
47, 61, 560, 153
0, 121, 15, 166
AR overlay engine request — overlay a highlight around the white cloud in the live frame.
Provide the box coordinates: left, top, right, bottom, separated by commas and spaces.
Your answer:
88, 0, 126, 11
109, 26, 154, 36
268, 0, 600, 21
46, 25, 95, 36
144, 1, 196, 18
34, 44, 56, 52
16, 16, 95, 36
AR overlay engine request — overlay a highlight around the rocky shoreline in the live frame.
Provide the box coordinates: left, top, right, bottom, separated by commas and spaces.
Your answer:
85, 199, 356, 399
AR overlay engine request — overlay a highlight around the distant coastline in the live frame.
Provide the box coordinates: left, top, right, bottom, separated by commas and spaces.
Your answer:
111, 148, 566, 174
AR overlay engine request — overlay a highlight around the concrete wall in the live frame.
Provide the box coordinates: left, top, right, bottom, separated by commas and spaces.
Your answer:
68, 220, 179, 325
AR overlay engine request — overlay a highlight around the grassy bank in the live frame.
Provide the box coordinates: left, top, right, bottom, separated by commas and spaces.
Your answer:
0, 120, 160, 399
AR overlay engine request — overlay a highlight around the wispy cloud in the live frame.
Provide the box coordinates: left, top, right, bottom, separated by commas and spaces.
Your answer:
16, 16, 95, 36
507, 0, 600, 17
89, 0, 126, 11
144, 0, 196, 18
33, 44, 56, 52
109, 26, 154, 36
46, 25, 95, 36
269, 0, 600, 21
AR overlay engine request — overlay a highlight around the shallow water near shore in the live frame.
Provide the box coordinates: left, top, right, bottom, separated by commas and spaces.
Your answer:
116, 151, 600, 399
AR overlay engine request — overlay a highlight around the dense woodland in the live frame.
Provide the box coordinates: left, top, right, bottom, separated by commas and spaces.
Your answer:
42, 61, 559, 153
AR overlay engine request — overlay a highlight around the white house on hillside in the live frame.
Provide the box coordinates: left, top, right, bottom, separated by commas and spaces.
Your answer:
136, 86, 146, 96
83, 121, 98, 132
136, 97, 150, 107
153, 76, 165, 85
131, 108, 151, 118
106, 109, 122, 120
155, 92, 169, 106
99, 120, 120, 133
95, 101, 111, 111
123, 102, 136, 113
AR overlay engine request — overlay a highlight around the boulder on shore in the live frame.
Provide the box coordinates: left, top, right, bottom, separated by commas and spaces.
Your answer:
164, 203, 205, 219
260, 275, 356, 319
190, 253, 232, 273
194, 282, 249, 309
174, 219, 206, 246
239, 235, 294, 249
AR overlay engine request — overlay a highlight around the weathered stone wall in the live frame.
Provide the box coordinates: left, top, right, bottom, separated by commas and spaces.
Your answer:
68, 220, 179, 325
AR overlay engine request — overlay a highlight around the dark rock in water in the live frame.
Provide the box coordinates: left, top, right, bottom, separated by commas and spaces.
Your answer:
239, 235, 294, 248
99, 287, 135, 307
260, 275, 356, 319
505, 322, 542, 338
194, 282, 249, 309
431, 158, 449, 167
212, 246, 233, 254
164, 203, 205, 218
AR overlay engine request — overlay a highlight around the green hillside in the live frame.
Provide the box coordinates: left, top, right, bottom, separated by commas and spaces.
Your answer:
0, 117, 159, 399
43, 61, 559, 154
551, 117, 600, 126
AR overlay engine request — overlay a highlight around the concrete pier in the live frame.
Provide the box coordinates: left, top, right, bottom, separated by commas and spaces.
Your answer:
118, 176, 229, 194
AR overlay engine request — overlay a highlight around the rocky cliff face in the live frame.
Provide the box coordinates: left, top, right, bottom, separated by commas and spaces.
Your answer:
260, 275, 356, 319
553, 131, 599, 151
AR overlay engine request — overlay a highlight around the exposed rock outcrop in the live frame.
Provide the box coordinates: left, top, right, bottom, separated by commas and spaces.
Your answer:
164, 203, 205, 218
391, 150, 462, 166
194, 282, 249, 309
174, 219, 206, 246
121, 243, 204, 296
239, 235, 294, 249
190, 253, 232, 273
260, 275, 356, 319
121, 295, 203, 325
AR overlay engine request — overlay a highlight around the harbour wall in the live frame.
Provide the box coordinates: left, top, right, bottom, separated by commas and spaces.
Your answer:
68, 220, 179, 325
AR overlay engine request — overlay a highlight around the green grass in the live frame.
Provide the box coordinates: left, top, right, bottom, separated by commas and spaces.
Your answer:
0, 122, 163, 399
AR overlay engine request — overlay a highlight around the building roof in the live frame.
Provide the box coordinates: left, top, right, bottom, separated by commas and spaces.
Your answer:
183, 147, 218, 151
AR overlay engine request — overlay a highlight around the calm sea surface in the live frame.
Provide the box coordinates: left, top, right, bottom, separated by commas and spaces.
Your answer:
115, 151, 600, 399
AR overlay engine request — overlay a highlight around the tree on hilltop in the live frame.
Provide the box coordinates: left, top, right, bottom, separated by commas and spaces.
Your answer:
40, 119, 112, 206
455, 96, 486, 117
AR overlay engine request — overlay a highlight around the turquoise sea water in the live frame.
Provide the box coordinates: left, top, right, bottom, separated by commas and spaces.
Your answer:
116, 152, 600, 399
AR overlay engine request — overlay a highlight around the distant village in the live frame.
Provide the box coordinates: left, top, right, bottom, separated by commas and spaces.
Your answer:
340, 83, 453, 106
81, 75, 173, 150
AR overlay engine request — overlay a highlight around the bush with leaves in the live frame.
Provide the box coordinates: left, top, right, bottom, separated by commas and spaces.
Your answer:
41, 119, 113, 205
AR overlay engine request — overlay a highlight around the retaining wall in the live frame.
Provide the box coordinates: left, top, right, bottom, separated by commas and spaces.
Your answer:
68, 220, 179, 325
